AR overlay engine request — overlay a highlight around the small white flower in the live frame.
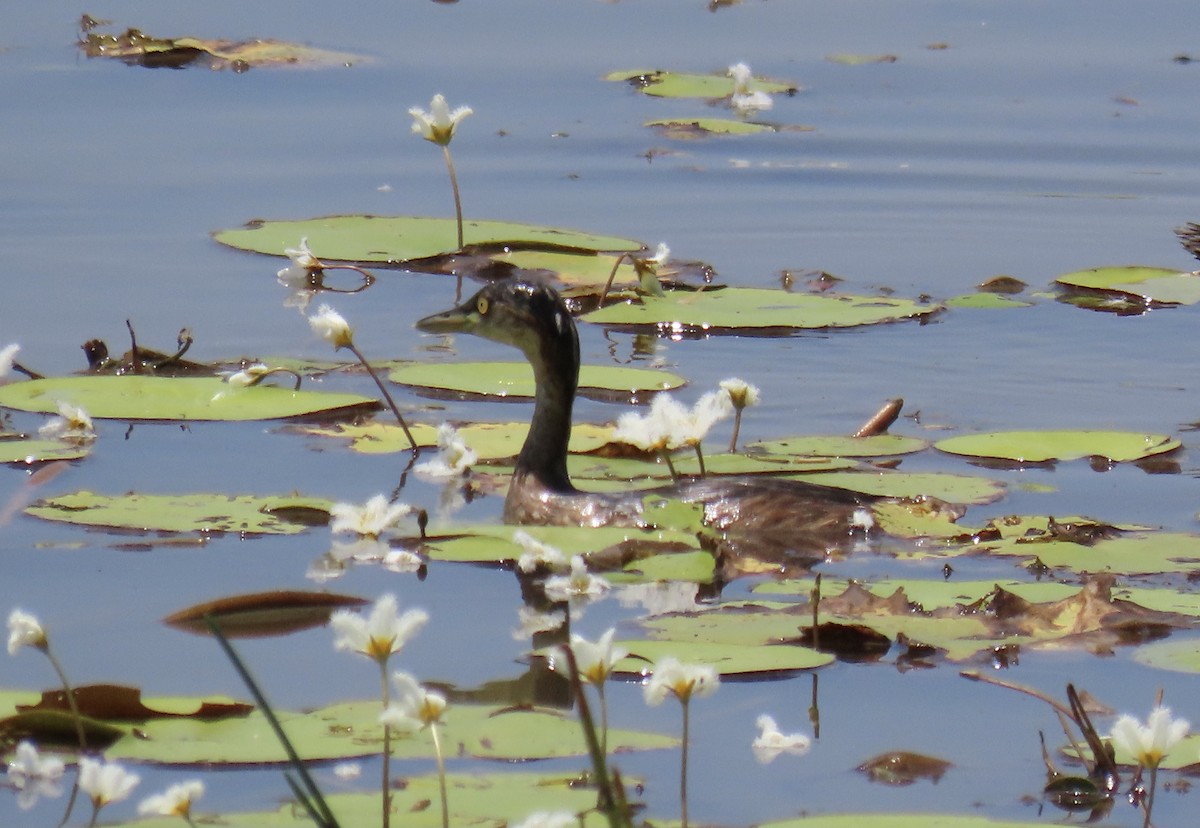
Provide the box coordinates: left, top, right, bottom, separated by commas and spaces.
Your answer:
1110, 705, 1190, 768
7, 609, 47, 656
309, 304, 355, 350
0, 343, 20, 379
682, 390, 733, 446
543, 556, 610, 604
329, 494, 412, 539
415, 423, 477, 479
277, 237, 321, 284
752, 714, 812, 764
514, 530, 568, 574
379, 671, 447, 734
77, 756, 139, 810
6, 741, 65, 810
727, 62, 773, 113
564, 628, 627, 687
381, 548, 424, 574
850, 508, 875, 532
643, 657, 719, 706
409, 94, 473, 146
719, 378, 761, 410
510, 811, 578, 828
332, 762, 362, 780
728, 62, 754, 95
137, 779, 204, 818
38, 401, 95, 443
224, 363, 271, 388
512, 607, 567, 640
330, 593, 429, 665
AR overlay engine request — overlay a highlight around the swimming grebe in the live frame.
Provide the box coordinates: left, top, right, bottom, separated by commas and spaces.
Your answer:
416, 279, 876, 556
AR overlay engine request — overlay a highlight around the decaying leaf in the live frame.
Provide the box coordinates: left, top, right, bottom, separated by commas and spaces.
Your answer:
857, 751, 952, 785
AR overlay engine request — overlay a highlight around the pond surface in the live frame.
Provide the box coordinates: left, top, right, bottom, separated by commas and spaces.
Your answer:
3, 1, 1200, 826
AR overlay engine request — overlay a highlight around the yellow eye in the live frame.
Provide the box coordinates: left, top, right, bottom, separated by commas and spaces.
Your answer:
477, 297, 490, 315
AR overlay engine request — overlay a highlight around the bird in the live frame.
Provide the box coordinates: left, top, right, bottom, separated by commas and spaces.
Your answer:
416, 278, 884, 561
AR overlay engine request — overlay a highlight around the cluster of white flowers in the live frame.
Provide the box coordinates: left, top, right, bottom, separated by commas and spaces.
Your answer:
728, 62, 773, 114
614, 390, 732, 453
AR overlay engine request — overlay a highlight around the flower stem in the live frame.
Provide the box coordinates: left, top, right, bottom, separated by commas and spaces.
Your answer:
659, 450, 679, 481
728, 409, 744, 453
430, 722, 449, 828
43, 644, 87, 751
600, 253, 634, 306
345, 342, 419, 454
1143, 764, 1157, 828
441, 145, 465, 252
680, 699, 691, 828
379, 663, 392, 828
692, 444, 706, 477
597, 682, 610, 758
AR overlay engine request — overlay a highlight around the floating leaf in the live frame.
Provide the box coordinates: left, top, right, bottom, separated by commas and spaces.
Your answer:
419, 524, 701, 566
583, 288, 940, 332
934, 430, 1180, 463
857, 751, 951, 785
613, 638, 833, 676
944, 293, 1032, 309
487, 249, 638, 287
25, 492, 332, 535
751, 434, 928, 458
1054, 265, 1200, 306
826, 53, 900, 65
979, 531, 1200, 576
762, 815, 1054, 828
605, 68, 798, 99
390, 361, 685, 401
79, 24, 367, 70
645, 117, 777, 136
164, 590, 368, 638
1132, 638, 1200, 674
0, 376, 378, 421
300, 421, 613, 458
214, 215, 643, 265
0, 437, 89, 464
798, 470, 1005, 505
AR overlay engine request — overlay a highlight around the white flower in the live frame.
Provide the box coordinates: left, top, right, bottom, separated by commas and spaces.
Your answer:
851, 508, 875, 532
752, 714, 812, 764
0, 343, 20, 379
38, 401, 95, 442
332, 762, 362, 780
512, 607, 567, 640
6, 741, 65, 810
514, 530, 568, 574
614, 392, 731, 454
330, 593, 429, 665
77, 756, 140, 810
379, 671, 447, 734
510, 811, 578, 828
382, 547, 424, 574
728, 63, 754, 95
727, 62, 772, 113
719, 378, 761, 410
224, 363, 271, 388
409, 94, 473, 146
7, 609, 46, 656
543, 556, 610, 604
415, 423, 477, 479
565, 628, 627, 686
137, 779, 204, 818
681, 390, 733, 446
329, 494, 412, 539
643, 657, 719, 706
277, 237, 321, 282
1110, 705, 1190, 768
308, 304, 354, 350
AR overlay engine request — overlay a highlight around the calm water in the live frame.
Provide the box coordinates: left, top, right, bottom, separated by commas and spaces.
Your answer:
3, 1, 1200, 826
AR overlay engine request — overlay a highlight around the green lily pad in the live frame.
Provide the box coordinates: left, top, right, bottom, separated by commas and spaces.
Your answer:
944, 293, 1033, 309
301, 421, 614, 458
583, 288, 941, 332
979, 531, 1200, 576
605, 68, 798, 98
762, 814, 1057, 828
826, 53, 900, 65
1132, 638, 1200, 673
0, 437, 89, 464
214, 215, 643, 264
420, 524, 701, 566
753, 578, 1079, 608
752, 434, 928, 458
25, 492, 332, 535
797, 471, 1005, 505
934, 430, 1181, 463
488, 249, 638, 287
611, 550, 716, 584
1054, 265, 1200, 305
0, 376, 378, 422
614, 638, 833, 676
390, 361, 685, 401
645, 117, 776, 135
111, 773, 609, 828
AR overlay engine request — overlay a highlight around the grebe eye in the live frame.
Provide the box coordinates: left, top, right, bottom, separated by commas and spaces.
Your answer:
477, 297, 490, 315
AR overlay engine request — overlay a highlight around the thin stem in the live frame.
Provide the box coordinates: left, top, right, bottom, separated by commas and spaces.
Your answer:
430, 722, 449, 828
680, 698, 691, 828
596, 681, 609, 758
659, 449, 679, 481
379, 662, 392, 828
728, 409, 744, 453
1144, 764, 1157, 828
86, 801, 100, 828
43, 645, 86, 751
600, 253, 634, 306
441, 145, 465, 251
344, 342, 419, 454
692, 444, 706, 477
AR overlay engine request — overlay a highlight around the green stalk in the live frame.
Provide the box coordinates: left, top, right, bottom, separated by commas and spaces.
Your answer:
430, 722, 449, 828
43, 644, 86, 751
441, 145, 465, 251
344, 341, 418, 454
379, 663, 392, 828
680, 699, 691, 828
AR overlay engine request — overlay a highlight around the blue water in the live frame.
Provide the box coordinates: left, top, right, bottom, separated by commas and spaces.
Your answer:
3, 2, 1200, 826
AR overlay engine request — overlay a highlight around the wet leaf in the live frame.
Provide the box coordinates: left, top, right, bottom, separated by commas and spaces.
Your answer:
583, 288, 941, 332
613, 638, 833, 676
1131, 638, 1200, 673
0, 436, 89, 464
751, 434, 928, 458
1054, 265, 1200, 305
934, 430, 1180, 463
25, 491, 332, 535
979, 530, 1200, 576
214, 215, 643, 265
857, 751, 951, 785
79, 24, 367, 69
390, 361, 685, 401
0, 376, 379, 421
487, 249, 638, 287
645, 117, 777, 136
605, 67, 798, 98
944, 293, 1032, 309
799, 471, 1005, 505
164, 590, 369, 638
